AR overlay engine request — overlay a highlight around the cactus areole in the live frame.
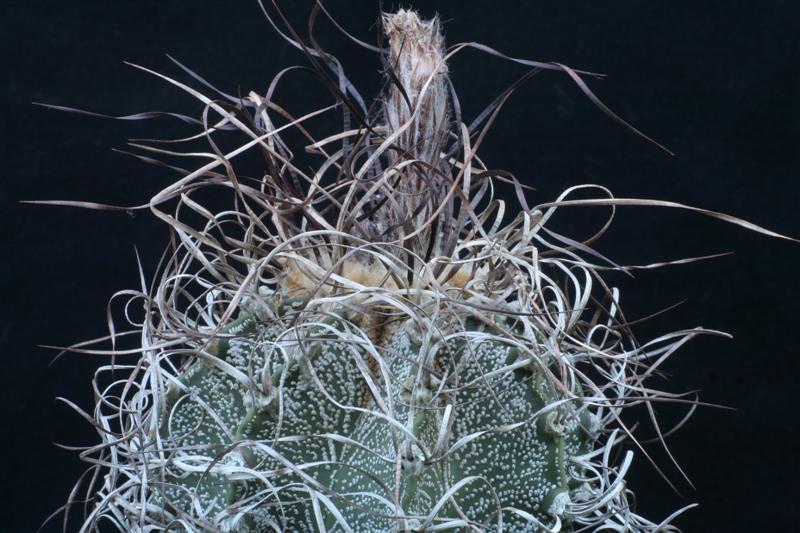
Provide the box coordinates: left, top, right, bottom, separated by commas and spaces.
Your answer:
52, 5, 790, 533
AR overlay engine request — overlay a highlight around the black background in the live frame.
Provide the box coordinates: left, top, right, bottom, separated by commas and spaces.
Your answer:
2, 1, 799, 531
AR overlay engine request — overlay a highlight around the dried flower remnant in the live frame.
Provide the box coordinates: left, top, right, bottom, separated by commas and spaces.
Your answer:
383, 9, 449, 166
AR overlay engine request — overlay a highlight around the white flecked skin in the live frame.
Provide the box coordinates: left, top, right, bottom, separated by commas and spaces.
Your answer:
159, 292, 594, 532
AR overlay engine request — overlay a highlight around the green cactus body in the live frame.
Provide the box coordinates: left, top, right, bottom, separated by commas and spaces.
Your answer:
158, 288, 596, 532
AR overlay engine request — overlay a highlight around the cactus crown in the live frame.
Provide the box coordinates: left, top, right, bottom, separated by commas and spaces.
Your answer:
48, 4, 790, 533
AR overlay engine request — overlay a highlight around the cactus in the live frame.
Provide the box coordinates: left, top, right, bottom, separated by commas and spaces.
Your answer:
46, 5, 792, 533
